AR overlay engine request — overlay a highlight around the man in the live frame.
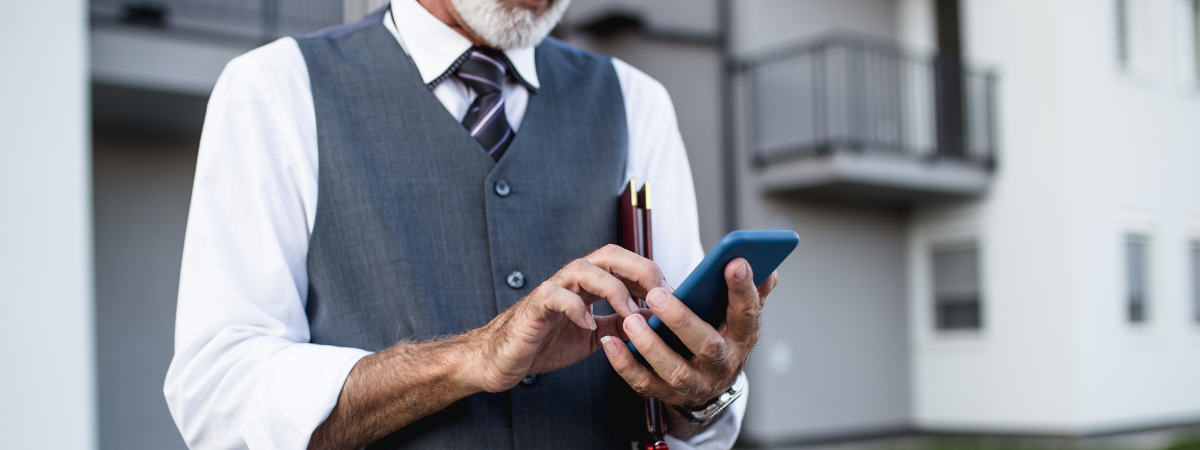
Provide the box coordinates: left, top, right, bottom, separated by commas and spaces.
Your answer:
164, 0, 779, 448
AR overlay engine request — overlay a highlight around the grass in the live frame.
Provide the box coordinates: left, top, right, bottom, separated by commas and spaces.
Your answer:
906, 435, 1200, 450
741, 434, 1200, 450
1161, 436, 1200, 450
739, 430, 1200, 450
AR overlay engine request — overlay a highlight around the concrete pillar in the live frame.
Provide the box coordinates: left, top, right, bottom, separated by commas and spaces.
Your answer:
0, 1, 96, 449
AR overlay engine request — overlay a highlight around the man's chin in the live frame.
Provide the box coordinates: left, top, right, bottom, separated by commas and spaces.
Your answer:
454, 0, 571, 50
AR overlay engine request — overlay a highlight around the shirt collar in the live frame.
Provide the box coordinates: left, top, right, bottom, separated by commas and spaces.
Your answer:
387, 0, 539, 91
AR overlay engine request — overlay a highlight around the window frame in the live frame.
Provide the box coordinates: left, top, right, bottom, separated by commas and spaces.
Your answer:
1190, 239, 1200, 325
1116, 0, 1157, 76
1125, 232, 1152, 326
1119, 0, 1133, 67
1192, 0, 1200, 81
930, 241, 984, 333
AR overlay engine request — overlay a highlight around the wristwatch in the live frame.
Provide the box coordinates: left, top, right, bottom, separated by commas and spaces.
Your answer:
671, 373, 746, 426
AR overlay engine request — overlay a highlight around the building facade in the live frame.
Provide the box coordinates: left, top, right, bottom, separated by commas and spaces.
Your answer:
566, 0, 1200, 445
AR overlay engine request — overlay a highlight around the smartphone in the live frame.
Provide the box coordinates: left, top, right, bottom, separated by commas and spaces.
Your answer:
628, 230, 799, 361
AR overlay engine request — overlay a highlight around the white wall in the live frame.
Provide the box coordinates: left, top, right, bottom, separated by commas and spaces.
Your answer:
94, 132, 196, 450
1059, 0, 1200, 433
0, 1, 96, 449
907, 0, 1081, 433
909, 0, 1200, 435
734, 0, 897, 55
895, 0, 936, 53
742, 199, 911, 444
576, 0, 1200, 438
565, 0, 718, 35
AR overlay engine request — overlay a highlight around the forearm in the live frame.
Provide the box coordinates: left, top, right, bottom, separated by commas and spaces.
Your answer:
308, 334, 479, 450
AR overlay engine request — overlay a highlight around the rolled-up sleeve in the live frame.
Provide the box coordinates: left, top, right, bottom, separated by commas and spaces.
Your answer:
163, 38, 369, 450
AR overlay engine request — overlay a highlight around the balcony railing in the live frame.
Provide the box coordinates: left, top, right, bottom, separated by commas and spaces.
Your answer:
744, 34, 997, 169
90, 0, 344, 42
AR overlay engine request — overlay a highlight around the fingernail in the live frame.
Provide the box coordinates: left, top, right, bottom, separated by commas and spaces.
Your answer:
735, 261, 749, 282
600, 335, 617, 355
585, 310, 597, 330
646, 289, 667, 310
660, 279, 674, 293
627, 297, 639, 313
625, 315, 645, 335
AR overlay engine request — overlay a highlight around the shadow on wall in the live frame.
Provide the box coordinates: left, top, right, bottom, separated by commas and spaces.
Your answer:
93, 117, 199, 450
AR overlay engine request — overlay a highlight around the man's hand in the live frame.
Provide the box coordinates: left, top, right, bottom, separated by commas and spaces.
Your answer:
309, 244, 666, 450
461, 244, 667, 393
600, 258, 778, 411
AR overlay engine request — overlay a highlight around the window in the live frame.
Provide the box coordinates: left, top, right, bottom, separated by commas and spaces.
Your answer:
932, 244, 982, 331
1125, 234, 1151, 324
1175, 0, 1200, 84
1189, 0, 1200, 82
1119, 0, 1131, 64
1191, 240, 1200, 323
1117, 0, 1155, 73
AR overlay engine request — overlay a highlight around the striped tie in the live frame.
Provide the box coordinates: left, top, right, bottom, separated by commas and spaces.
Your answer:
455, 47, 515, 161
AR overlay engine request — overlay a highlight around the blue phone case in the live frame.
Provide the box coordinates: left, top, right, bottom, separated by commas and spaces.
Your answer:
628, 230, 799, 360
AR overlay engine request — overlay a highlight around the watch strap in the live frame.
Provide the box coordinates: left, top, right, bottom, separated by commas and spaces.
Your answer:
671, 373, 745, 426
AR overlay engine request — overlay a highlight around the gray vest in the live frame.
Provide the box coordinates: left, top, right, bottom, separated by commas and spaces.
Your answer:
296, 9, 640, 449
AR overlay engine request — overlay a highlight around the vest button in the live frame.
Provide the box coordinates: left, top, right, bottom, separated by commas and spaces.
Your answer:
521, 374, 538, 385
506, 271, 525, 289
494, 180, 511, 197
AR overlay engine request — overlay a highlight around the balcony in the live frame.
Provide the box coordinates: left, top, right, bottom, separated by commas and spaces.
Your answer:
744, 34, 998, 205
89, 0, 346, 133
89, 0, 344, 98
90, 0, 344, 42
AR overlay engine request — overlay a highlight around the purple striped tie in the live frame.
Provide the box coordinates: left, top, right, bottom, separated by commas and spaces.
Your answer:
455, 47, 515, 161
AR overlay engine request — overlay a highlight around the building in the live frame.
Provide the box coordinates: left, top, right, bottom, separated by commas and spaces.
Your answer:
562, 0, 1200, 445
2, 0, 1198, 449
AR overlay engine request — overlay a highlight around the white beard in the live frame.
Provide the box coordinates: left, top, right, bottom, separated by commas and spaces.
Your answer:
450, 0, 572, 50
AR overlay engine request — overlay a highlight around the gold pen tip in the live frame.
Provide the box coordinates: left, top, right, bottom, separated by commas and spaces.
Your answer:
644, 181, 651, 210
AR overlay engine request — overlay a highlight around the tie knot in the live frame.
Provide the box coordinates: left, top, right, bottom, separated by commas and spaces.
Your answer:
455, 47, 508, 95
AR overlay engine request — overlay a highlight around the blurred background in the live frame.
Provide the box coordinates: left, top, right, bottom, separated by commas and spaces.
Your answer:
3, 0, 1200, 449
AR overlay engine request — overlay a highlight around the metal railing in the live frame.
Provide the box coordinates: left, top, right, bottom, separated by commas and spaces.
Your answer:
90, 0, 345, 42
744, 34, 997, 167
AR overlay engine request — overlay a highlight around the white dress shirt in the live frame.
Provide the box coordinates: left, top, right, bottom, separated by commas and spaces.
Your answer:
163, 1, 746, 449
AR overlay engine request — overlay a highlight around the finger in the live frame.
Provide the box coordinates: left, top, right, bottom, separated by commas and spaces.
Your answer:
643, 288, 731, 368
592, 314, 627, 355
594, 315, 624, 348
623, 314, 702, 397
757, 271, 779, 307
723, 258, 761, 349
554, 259, 639, 316
584, 244, 671, 300
593, 309, 653, 347
529, 281, 596, 331
599, 335, 685, 404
